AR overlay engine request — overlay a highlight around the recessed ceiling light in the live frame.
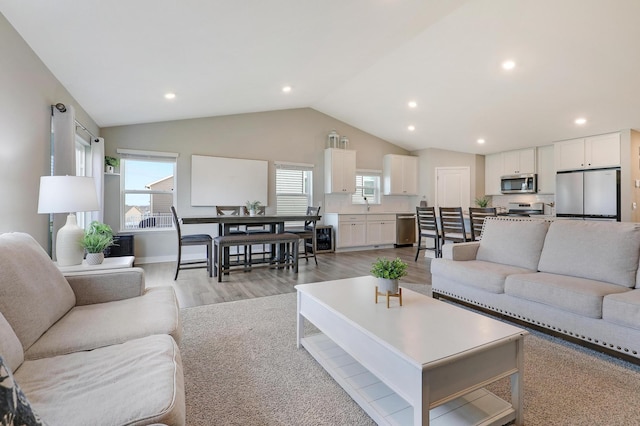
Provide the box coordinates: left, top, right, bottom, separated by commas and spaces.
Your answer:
408, 101, 417, 108
575, 117, 587, 125
477, 139, 486, 144
164, 92, 176, 100
282, 86, 292, 93
501, 60, 516, 70
408, 125, 416, 131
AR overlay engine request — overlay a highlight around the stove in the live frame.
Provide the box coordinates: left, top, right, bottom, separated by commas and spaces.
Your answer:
499, 202, 544, 217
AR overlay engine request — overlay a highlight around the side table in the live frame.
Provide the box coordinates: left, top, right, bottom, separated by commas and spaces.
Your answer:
55, 256, 135, 273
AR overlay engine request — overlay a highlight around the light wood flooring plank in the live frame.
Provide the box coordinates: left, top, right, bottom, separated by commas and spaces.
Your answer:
141, 246, 432, 308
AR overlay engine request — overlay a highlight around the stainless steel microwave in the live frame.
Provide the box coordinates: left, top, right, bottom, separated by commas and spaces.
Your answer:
500, 174, 537, 194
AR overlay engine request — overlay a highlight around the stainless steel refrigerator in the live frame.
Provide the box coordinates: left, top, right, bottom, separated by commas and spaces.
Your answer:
556, 168, 620, 221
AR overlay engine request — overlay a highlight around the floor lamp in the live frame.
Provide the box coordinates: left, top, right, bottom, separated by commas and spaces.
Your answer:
38, 176, 100, 266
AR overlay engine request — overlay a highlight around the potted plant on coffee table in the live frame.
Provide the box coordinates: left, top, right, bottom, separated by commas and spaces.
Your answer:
370, 257, 408, 294
81, 221, 115, 265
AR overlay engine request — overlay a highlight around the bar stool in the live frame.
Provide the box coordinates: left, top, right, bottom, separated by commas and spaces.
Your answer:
439, 207, 468, 246
171, 206, 212, 280
415, 206, 441, 260
468, 207, 497, 241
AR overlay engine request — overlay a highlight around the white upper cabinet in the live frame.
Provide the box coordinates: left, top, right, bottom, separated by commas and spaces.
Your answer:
502, 148, 536, 175
484, 153, 503, 195
554, 132, 620, 171
536, 145, 555, 194
325, 148, 356, 193
383, 154, 418, 195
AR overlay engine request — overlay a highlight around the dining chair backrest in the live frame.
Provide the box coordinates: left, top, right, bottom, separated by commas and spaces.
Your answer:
216, 206, 241, 216
170, 205, 182, 240
304, 206, 321, 229
439, 207, 468, 242
416, 206, 438, 236
468, 207, 497, 241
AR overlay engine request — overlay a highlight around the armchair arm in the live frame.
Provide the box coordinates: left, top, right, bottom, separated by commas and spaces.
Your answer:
64, 267, 146, 306
441, 241, 480, 261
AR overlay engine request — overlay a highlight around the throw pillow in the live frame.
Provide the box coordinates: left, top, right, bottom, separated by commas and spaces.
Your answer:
0, 355, 46, 426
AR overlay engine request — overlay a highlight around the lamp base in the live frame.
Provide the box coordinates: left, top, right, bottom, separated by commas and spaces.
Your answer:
56, 214, 85, 266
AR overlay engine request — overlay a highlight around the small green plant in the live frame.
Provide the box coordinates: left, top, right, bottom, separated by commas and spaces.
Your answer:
246, 200, 262, 211
104, 156, 120, 168
370, 257, 408, 280
81, 221, 115, 253
474, 195, 490, 208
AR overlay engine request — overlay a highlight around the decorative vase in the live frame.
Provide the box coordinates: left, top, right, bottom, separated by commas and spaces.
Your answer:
249, 209, 256, 216
106, 165, 115, 174
377, 278, 399, 294
85, 252, 105, 265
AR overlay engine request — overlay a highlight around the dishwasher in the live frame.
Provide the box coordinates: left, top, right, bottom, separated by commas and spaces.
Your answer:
395, 213, 416, 247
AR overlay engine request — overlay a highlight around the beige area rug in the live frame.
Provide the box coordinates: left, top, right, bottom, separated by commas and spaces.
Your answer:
179, 284, 640, 425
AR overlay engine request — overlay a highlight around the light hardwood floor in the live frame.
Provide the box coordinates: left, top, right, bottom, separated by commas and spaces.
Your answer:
141, 246, 432, 308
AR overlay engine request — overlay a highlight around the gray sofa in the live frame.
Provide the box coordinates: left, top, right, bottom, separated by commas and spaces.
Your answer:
0, 232, 185, 425
431, 217, 640, 362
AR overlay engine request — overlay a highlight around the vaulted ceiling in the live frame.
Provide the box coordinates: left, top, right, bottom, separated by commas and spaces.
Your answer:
2, 0, 640, 154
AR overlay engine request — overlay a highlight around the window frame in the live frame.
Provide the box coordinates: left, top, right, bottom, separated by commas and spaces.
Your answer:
275, 161, 314, 218
117, 149, 179, 233
352, 170, 382, 205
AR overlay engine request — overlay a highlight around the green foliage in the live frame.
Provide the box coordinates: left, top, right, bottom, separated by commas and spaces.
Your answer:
370, 257, 408, 280
104, 156, 119, 167
246, 200, 262, 211
474, 195, 490, 207
81, 221, 115, 253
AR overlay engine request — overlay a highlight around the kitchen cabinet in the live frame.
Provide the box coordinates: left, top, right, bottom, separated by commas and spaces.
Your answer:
484, 153, 503, 195
502, 148, 536, 175
324, 213, 396, 249
536, 145, 555, 194
554, 132, 620, 171
324, 148, 356, 193
365, 214, 396, 245
383, 154, 418, 195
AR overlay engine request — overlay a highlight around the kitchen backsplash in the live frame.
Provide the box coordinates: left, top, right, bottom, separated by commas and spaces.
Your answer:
324, 193, 416, 214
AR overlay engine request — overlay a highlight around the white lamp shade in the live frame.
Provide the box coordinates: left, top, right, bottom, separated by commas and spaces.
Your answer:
38, 176, 99, 214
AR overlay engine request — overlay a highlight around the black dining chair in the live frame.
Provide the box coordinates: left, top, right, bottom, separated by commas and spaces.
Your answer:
415, 206, 441, 261
215, 205, 246, 265
171, 206, 212, 280
285, 206, 321, 265
468, 207, 497, 241
439, 207, 468, 246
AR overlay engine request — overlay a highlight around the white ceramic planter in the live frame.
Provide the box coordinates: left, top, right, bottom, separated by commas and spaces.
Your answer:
85, 252, 105, 265
377, 278, 399, 294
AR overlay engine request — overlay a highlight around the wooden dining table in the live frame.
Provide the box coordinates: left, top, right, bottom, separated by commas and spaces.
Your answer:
180, 213, 322, 273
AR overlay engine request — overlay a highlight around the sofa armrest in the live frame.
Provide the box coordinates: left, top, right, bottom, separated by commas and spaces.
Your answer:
441, 241, 480, 260
64, 267, 146, 306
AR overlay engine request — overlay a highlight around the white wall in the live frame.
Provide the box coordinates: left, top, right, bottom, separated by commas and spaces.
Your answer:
0, 12, 99, 250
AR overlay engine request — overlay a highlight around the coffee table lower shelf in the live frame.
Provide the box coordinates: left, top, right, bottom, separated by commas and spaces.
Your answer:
301, 333, 515, 426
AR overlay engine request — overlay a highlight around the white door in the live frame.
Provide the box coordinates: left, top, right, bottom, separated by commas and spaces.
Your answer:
435, 167, 471, 210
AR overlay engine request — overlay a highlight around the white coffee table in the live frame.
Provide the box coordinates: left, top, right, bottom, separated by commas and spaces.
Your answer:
296, 276, 527, 426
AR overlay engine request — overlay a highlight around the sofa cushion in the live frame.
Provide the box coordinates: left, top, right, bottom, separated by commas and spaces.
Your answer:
15, 334, 185, 426
0, 355, 46, 426
431, 259, 533, 294
0, 312, 23, 372
476, 218, 550, 270
505, 272, 630, 318
0, 233, 76, 352
24, 286, 181, 360
538, 220, 640, 288
603, 289, 640, 330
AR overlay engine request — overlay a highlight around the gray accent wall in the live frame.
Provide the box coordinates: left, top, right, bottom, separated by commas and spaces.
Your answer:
0, 12, 99, 250
101, 108, 410, 262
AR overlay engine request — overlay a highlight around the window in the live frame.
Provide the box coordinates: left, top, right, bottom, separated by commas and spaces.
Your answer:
275, 162, 313, 216
352, 172, 381, 204
118, 149, 178, 231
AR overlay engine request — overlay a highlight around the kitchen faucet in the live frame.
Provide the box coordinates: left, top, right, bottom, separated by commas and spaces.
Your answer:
364, 197, 370, 212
